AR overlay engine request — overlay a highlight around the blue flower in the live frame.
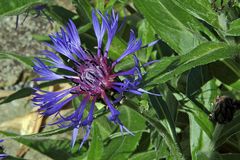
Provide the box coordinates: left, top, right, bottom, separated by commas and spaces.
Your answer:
32, 9, 159, 149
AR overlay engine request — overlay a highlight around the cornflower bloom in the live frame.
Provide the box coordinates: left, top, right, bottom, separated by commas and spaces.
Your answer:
32, 9, 159, 149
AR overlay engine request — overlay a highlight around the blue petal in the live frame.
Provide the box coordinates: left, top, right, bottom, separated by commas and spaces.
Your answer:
33, 58, 64, 81
79, 125, 91, 150
97, 10, 119, 57
71, 127, 79, 149
113, 30, 142, 66
102, 94, 134, 136
92, 10, 106, 56
137, 88, 161, 96
102, 92, 120, 121
42, 95, 77, 116
66, 20, 81, 48
141, 39, 159, 48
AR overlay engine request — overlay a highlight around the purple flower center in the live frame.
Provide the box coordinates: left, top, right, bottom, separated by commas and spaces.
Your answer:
73, 56, 115, 96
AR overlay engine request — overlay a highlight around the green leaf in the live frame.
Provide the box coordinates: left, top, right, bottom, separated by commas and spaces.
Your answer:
0, 87, 34, 105
71, 0, 92, 24
0, 131, 84, 160
95, 116, 114, 139
105, 0, 117, 10
187, 102, 212, 160
0, 52, 34, 68
101, 106, 146, 160
137, 20, 156, 63
186, 66, 212, 97
134, 0, 208, 55
0, 0, 47, 16
129, 150, 156, 160
185, 81, 215, 139
19, 139, 73, 160
149, 89, 177, 142
78, 23, 92, 34
230, 79, 240, 90
185, 80, 218, 158
46, 5, 76, 25
95, 0, 104, 12
172, 0, 221, 29
87, 123, 103, 160
108, 36, 126, 60
199, 80, 218, 111
212, 112, 240, 149
145, 42, 240, 86
32, 34, 51, 42
222, 59, 240, 78
210, 60, 240, 84
0, 128, 70, 139
226, 19, 240, 36
125, 100, 184, 160
165, 88, 179, 121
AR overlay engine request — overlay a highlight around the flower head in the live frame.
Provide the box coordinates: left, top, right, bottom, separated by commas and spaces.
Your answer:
32, 9, 159, 149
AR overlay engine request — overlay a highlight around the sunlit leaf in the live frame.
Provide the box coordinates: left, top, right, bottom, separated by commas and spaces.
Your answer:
134, 0, 208, 55
0, 52, 34, 68
172, 0, 221, 29
129, 150, 156, 160
226, 19, 240, 36
145, 42, 240, 86
101, 106, 146, 160
71, 0, 92, 24
0, 0, 47, 16
87, 123, 103, 160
